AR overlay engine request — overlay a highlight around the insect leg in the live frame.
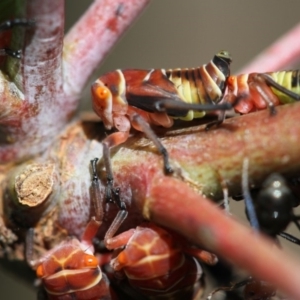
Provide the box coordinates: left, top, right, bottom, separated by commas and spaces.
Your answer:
103, 187, 128, 246
242, 158, 260, 231
155, 98, 233, 114
101, 131, 129, 203
155, 96, 239, 132
81, 217, 101, 247
279, 231, 300, 245
0, 48, 22, 59
131, 113, 173, 174
0, 19, 35, 31
90, 158, 104, 222
105, 228, 136, 250
25, 227, 42, 269
90, 156, 128, 245
103, 142, 119, 202
25, 228, 35, 267
207, 278, 253, 300
0, 18, 35, 59
183, 246, 218, 265
260, 73, 300, 101
221, 181, 230, 214
292, 216, 300, 231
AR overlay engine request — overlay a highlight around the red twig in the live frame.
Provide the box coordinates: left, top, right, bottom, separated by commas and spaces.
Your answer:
41, 102, 300, 299
148, 177, 300, 300
240, 22, 300, 73
63, 0, 151, 98
111, 102, 300, 299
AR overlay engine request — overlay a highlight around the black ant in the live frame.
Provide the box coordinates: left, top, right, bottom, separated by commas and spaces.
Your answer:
242, 162, 300, 243
208, 160, 300, 299
0, 18, 34, 59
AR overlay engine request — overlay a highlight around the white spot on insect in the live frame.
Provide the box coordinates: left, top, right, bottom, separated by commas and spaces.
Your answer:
143, 69, 154, 82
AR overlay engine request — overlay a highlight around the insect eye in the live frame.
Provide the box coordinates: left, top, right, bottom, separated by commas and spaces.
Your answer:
95, 86, 111, 101
82, 254, 98, 268
36, 264, 45, 278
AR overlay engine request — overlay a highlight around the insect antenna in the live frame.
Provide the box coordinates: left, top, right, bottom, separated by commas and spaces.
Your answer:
242, 158, 260, 231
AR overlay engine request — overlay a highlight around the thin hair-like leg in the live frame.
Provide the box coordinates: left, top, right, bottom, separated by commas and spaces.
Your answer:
131, 113, 173, 174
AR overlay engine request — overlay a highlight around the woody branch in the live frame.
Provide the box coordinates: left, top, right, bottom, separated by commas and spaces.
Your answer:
0, 0, 150, 163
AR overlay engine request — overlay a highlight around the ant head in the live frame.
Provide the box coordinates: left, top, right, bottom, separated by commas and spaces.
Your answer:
255, 173, 295, 236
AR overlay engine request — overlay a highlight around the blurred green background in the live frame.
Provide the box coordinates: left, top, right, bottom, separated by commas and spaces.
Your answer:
1, 1, 300, 298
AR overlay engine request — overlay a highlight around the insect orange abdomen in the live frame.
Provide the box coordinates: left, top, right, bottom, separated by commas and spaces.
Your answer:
112, 224, 203, 296
38, 239, 104, 299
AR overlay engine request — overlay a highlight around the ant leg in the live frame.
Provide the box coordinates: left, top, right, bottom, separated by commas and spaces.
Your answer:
131, 113, 173, 174
0, 48, 21, 58
0, 19, 35, 31
90, 158, 104, 222
279, 231, 300, 246
222, 183, 230, 214
242, 158, 260, 231
0, 19, 35, 59
25, 228, 35, 268
25, 227, 42, 269
207, 278, 252, 299
292, 216, 300, 232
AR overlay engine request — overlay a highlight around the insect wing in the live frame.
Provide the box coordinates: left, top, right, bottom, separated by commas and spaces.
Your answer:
123, 69, 188, 117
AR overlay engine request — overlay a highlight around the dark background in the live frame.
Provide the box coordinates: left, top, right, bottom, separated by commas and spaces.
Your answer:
1, 1, 300, 298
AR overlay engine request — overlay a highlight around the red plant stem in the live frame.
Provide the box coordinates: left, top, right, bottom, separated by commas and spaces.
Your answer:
63, 102, 300, 298
89, 102, 300, 299
111, 102, 300, 205
63, 0, 151, 98
0, 0, 65, 163
239, 22, 300, 73
0, 0, 150, 163
147, 177, 300, 300
23, 1, 64, 104
2, 102, 300, 296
